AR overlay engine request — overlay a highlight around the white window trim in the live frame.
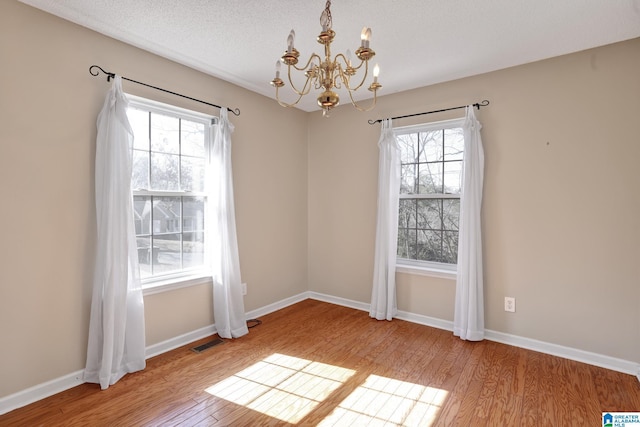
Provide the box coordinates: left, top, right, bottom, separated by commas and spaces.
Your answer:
127, 94, 214, 124
127, 94, 215, 293
393, 117, 465, 136
142, 272, 213, 296
396, 258, 457, 280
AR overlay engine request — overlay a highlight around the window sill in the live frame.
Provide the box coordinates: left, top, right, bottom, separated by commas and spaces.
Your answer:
142, 273, 212, 296
395, 262, 457, 280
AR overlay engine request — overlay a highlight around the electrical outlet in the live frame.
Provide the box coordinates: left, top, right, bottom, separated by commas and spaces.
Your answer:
241, 282, 247, 295
504, 297, 516, 313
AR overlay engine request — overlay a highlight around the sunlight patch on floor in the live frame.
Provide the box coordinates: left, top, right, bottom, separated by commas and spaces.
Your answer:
317, 374, 448, 426
204, 353, 356, 424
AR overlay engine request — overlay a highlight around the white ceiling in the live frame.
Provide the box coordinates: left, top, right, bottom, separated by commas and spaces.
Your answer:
19, 0, 640, 112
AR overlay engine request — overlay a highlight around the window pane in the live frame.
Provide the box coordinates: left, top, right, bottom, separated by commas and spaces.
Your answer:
417, 230, 441, 262
151, 113, 179, 154
444, 128, 464, 161
128, 108, 149, 150
183, 231, 205, 269
181, 156, 205, 192
404, 229, 417, 259
397, 228, 410, 259
400, 164, 416, 194
419, 130, 443, 163
443, 199, 460, 231
182, 120, 205, 157
443, 160, 462, 194
183, 197, 205, 231
442, 231, 459, 264
153, 197, 181, 234
133, 196, 151, 235
397, 134, 418, 164
417, 199, 442, 230
418, 162, 443, 193
132, 150, 150, 190
151, 152, 179, 190
153, 233, 182, 275
136, 236, 152, 278
398, 199, 416, 228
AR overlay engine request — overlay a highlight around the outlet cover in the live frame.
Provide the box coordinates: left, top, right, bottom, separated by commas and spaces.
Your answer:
504, 297, 516, 312
241, 282, 247, 295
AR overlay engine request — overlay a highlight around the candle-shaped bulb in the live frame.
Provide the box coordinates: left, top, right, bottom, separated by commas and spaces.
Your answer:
287, 29, 295, 53
320, 10, 329, 31
361, 27, 371, 48
346, 49, 352, 66
275, 60, 281, 78
373, 64, 380, 82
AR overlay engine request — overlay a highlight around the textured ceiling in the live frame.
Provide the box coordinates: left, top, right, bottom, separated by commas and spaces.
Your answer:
18, 0, 640, 112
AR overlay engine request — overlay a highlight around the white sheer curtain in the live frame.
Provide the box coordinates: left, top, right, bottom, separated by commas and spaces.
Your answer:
453, 106, 485, 341
208, 108, 248, 339
84, 76, 146, 389
370, 119, 401, 321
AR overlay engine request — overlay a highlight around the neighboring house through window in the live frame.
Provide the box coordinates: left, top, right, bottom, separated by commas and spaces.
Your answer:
127, 96, 212, 284
395, 118, 464, 273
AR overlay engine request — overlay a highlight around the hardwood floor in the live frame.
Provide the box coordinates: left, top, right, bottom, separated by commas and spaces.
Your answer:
2, 299, 639, 426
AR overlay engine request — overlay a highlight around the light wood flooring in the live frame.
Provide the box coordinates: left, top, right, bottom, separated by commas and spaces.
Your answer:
2, 299, 639, 426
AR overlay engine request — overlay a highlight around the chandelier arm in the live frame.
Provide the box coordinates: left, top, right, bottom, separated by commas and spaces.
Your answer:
346, 57, 367, 71
342, 60, 370, 92
333, 53, 351, 68
345, 85, 378, 112
289, 53, 322, 72
286, 64, 315, 97
274, 85, 306, 108
284, 53, 322, 95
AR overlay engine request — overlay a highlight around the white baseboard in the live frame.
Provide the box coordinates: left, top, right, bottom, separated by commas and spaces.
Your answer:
484, 329, 640, 377
145, 324, 218, 359
0, 324, 220, 416
3, 292, 639, 415
0, 369, 84, 416
308, 291, 370, 312
309, 293, 640, 378
245, 292, 310, 320
395, 310, 455, 332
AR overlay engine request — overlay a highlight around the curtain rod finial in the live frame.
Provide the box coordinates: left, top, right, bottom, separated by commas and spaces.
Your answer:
89, 65, 115, 82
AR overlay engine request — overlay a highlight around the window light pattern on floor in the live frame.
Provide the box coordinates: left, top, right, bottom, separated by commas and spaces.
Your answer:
205, 353, 448, 425
205, 353, 355, 424
318, 374, 448, 426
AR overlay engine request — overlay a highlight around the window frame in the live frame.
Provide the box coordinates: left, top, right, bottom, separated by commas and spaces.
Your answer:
126, 95, 214, 292
394, 117, 465, 280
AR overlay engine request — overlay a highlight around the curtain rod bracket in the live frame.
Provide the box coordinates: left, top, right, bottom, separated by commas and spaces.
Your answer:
368, 99, 489, 125
89, 65, 240, 116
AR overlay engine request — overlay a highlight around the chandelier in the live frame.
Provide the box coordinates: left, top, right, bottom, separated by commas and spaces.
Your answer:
270, 0, 381, 117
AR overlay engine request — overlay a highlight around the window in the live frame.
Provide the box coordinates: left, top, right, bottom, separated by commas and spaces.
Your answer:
127, 96, 213, 283
396, 118, 464, 269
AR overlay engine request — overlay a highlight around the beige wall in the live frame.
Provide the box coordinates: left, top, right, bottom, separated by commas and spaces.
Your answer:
0, 1, 308, 397
309, 38, 640, 364
2, 0, 639, 402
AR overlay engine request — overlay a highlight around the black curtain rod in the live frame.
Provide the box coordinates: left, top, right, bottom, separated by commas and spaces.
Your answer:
89, 65, 240, 116
368, 100, 489, 125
